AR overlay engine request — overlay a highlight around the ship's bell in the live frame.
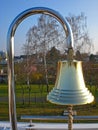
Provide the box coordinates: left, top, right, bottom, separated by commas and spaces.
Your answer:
47, 60, 94, 105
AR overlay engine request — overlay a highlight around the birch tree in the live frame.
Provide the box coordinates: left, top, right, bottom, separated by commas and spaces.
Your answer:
23, 14, 63, 92
66, 12, 93, 53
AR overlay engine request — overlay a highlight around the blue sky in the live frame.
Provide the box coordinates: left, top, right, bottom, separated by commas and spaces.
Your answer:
0, 0, 98, 55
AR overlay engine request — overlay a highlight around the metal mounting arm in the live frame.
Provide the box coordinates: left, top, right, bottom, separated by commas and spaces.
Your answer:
7, 7, 74, 130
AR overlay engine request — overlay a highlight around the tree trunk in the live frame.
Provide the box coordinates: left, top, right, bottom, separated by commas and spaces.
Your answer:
43, 54, 49, 92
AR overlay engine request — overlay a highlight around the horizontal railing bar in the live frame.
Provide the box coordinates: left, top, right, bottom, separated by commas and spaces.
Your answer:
21, 115, 98, 120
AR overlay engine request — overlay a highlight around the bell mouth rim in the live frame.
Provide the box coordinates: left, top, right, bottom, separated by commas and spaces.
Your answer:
47, 98, 94, 106
59, 60, 82, 63
47, 87, 94, 105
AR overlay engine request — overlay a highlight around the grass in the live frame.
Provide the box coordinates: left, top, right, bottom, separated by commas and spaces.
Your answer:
0, 85, 8, 97
0, 84, 98, 122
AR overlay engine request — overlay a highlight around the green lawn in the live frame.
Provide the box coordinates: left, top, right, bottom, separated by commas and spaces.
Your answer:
0, 84, 98, 122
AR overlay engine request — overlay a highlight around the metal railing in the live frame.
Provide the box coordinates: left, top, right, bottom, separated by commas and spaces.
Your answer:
21, 115, 98, 121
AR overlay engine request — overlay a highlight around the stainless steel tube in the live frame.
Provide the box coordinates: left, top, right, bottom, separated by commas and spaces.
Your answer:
7, 7, 74, 130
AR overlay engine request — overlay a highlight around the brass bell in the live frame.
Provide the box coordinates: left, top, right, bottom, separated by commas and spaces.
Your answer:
47, 60, 94, 105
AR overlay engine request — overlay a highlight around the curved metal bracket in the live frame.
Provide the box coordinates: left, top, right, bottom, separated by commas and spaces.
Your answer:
7, 7, 74, 130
